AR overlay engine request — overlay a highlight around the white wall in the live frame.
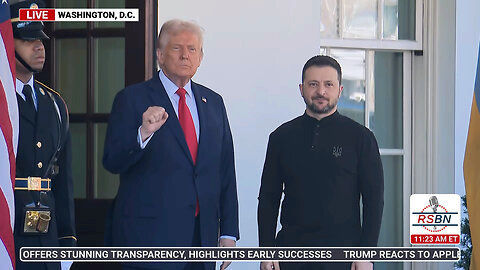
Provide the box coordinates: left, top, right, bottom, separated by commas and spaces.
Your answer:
158, 1, 321, 269
455, 0, 480, 198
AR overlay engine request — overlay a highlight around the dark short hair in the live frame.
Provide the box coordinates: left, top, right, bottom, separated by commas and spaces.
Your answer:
302, 55, 342, 85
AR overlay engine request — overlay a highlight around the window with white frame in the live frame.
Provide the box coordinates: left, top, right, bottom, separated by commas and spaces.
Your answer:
319, 1, 422, 270
320, 0, 422, 50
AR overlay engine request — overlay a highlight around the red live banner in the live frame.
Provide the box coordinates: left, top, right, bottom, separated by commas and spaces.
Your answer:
411, 234, 460, 244
19, 9, 55, 21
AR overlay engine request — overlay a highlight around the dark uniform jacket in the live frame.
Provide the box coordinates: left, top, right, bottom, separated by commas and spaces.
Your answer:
258, 111, 384, 248
14, 80, 76, 270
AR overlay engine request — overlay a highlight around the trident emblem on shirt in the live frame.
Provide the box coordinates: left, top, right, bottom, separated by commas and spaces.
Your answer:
333, 146, 342, 158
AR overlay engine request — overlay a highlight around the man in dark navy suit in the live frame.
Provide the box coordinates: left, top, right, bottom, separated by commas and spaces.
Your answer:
103, 19, 239, 270
11, 1, 76, 270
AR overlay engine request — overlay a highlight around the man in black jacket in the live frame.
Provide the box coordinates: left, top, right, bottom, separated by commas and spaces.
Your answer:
258, 55, 384, 270
11, 1, 76, 269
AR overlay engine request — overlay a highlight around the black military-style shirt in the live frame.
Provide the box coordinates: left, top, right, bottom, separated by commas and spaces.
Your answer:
258, 111, 384, 248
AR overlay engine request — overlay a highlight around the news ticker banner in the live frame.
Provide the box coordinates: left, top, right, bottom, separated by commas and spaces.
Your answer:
18, 8, 139, 22
20, 247, 459, 262
410, 194, 461, 245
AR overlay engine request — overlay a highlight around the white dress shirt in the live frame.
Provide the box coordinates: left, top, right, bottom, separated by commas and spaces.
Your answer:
16, 76, 37, 109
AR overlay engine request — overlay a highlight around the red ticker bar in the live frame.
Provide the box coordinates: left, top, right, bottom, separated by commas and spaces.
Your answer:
411, 234, 460, 244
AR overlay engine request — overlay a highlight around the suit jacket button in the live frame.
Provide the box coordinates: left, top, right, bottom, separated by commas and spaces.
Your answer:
37, 141, 42, 148
37, 162, 43, 169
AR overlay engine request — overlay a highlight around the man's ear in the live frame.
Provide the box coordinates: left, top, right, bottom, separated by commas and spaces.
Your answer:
156, 48, 163, 66
299, 83, 304, 97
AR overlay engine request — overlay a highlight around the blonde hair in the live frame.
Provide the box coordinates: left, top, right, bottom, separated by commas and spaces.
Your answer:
157, 19, 204, 53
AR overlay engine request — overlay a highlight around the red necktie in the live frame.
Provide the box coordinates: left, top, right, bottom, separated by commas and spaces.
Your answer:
176, 88, 199, 216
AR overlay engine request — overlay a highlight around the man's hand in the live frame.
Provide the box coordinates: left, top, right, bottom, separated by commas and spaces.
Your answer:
260, 261, 280, 270
351, 261, 373, 270
219, 238, 235, 270
140, 106, 168, 142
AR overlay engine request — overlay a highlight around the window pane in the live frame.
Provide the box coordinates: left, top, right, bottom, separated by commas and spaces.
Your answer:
398, 0, 415, 40
375, 155, 403, 270
94, 38, 125, 113
319, 0, 416, 41
343, 0, 378, 39
55, 0, 86, 29
55, 39, 87, 113
94, 0, 125, 28
320, 0, 339, 38
94, 124, 119, 199
371, 51, 403, 148
331, 49, 365, 125
383, 0, 398, 40
383, 0, 416, 41
70, 123, 86, 199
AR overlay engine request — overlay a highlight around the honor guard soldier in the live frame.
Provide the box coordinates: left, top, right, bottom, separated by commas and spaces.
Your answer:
11, 1, 76, 269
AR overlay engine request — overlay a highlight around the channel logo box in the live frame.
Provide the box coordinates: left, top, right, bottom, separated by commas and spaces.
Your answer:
410, 194, 460, 245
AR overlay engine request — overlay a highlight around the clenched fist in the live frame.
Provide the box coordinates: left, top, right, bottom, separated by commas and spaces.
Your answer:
140, 106, 168, 142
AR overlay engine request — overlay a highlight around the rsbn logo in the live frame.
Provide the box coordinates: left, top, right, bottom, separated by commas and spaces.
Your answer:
412, 196, 458, 232
410, 194, 460, 244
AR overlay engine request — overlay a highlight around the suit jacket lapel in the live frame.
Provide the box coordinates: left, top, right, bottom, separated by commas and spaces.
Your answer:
191, 82, 208, 166
147, 74, 193, 165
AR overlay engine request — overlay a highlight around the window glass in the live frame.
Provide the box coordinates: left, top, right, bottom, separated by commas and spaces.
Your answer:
320, 0, 339, 38
94, 38, 125, 113
371, 51, 403, 148
331, 49, 366, 125
319, 0, 416, 41
94, 0, 125, 28
55, 38, 87, 113
342, 0, 378, 39
55, 0, 87, 29
398, 0, 416, 40
383, 0, 398, 40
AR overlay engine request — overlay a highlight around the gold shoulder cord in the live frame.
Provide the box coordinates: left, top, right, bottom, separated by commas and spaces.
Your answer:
35, 80, 69, 113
